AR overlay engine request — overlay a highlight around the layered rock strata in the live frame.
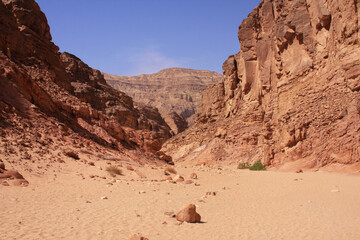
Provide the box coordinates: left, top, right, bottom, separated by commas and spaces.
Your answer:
104, 68, 222, 134
0, 0, 173, 179
162, 0, 360, 172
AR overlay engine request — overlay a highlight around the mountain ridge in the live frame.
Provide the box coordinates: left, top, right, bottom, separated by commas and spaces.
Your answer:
104, 67, 222, 134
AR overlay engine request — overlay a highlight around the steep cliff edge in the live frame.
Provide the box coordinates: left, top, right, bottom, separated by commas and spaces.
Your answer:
0, 0, 173, 181
104, 68, 222, 134
162, 0, 360, 172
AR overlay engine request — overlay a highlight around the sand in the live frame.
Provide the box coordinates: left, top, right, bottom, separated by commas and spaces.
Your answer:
1, 162, 360, 240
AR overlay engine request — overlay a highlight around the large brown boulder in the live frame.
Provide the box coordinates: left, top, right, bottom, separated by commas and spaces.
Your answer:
176, 204, 201, 223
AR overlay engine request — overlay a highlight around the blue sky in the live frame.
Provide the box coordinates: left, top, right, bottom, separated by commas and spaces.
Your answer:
36, 0, 261, 76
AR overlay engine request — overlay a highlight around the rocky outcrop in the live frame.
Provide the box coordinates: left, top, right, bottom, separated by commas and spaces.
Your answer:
0, 0, 173, 178
104, 68, 222, 134
60, 52, 172, 151
162, 0, 360, 172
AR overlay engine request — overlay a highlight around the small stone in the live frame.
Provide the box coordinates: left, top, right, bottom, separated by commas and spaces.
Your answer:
184, 180, 193, 184
173, 175, 184, 182
164, 211, 176, 218
100, 196, 108, 200
331, 189, 340, 193
88, 162, 95, 166
2, 181, 10, 186
163, 176, 172, 181
190, 172, 198, 179
64, 150, 79, 160
206, 191, 216, 196
176, 204, 201, 223
130, 234, 149, 240
126, 166, 134, 171
0, 160, 5, 170
296, 169, 303, 173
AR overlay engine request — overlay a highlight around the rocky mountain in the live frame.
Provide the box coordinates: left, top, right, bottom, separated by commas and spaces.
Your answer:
162, 0, 360, 172
0, 0, 173, 181
104, 68, 222, 134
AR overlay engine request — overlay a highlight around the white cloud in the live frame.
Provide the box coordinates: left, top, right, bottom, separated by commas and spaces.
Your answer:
127, 47, 184, 75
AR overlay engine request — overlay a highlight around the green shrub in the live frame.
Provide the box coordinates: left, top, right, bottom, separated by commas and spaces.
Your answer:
237, 162, 250, 169
249, 160, 266, 171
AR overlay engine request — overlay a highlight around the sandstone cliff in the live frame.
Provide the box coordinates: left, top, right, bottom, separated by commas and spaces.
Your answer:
0, 0, 173, 178
162, 0, 360, 172
104, 68, 222, 134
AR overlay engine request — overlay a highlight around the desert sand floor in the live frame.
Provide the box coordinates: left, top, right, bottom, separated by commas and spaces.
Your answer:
1, 163, 360, 240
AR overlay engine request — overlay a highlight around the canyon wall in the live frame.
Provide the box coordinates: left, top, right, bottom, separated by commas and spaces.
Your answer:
162, 0, 360, 172
0, 0, 173, 175
105, 68, 222, 134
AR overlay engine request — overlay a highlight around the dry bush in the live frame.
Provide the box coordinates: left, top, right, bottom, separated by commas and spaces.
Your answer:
106, 166, 122, 176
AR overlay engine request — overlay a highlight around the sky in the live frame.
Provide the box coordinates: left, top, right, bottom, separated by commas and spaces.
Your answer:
36, 0, 261, 76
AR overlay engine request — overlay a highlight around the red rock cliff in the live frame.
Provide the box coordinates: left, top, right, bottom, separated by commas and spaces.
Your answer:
0, 0, 173, 175
162, 0, 360, 172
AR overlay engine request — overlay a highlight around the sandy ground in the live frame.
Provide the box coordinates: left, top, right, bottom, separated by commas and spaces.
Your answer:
1, 162, 360, 240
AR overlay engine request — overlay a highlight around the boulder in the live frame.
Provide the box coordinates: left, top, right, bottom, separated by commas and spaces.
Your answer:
176, 204, 201, 223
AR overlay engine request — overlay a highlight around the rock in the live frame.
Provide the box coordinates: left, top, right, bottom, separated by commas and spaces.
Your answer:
64, 150, 79, 160
105, 68, 222, 132
0, 169, 28, 186
0, 0, 176, 176
176, 204, 201, 223
164, 211, 176, 218
173, 175, 185, 182
126, 166, 135, 171
130, 234, 149, 240
100, 196, 108, 200
0, 160, 5, 170
162, 0, 360, 173
2, 181, 10, 186
184, 180, 193, 184
163, 176, 173, 181
189, 172, 198, 179
88, 162, 95, 166
206, 192, 216, 196
0, 170, 25, 180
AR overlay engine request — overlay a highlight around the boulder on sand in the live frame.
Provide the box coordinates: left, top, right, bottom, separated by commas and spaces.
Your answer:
176, 204, 201, 223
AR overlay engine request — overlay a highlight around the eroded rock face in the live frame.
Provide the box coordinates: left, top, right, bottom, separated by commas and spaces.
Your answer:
0, 0, 172, 177
163, 0, 360, 172
60, 52, 172, 152
104, 68, 222, 134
